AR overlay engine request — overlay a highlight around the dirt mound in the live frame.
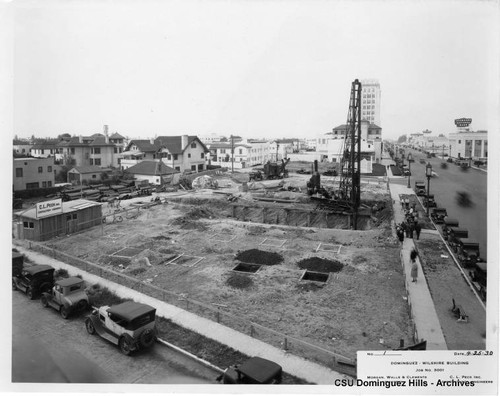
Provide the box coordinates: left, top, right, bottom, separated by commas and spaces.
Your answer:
297, 257, 344, 273
226, 273, 254, 289
171, 217, 208, 230
235, 249, 283, 265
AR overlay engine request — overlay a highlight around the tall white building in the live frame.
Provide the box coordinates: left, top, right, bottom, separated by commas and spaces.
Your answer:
360, 79, 381, 126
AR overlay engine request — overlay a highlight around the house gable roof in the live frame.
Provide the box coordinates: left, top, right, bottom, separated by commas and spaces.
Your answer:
125, 140, 160, 153
124, 161, 178, 176
155, 136, 208, 154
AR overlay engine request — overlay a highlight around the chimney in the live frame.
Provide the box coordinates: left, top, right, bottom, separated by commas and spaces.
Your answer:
150, 138, 155, 145
103, 124, 109, 136
79, 135, 83, 143
181, 135, 189, 149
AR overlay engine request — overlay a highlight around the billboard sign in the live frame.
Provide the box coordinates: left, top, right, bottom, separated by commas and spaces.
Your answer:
454, 118, 472, 127
36, 198, 63, 218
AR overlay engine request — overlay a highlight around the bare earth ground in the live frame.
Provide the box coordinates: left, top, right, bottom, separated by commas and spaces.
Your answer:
45, 176, 414, 359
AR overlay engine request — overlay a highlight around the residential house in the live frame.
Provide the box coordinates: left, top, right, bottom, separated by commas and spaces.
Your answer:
57, 134, 117, 168
207, 139, 270, 169
67, 166, 113, 185
124, 160, 179, 185
30, 139, 60, 158
155, 135, 208, 173
13, 157, 56, 191
121, 139, 160, 170
269, 139, 296, 161
13, 139, 33, 156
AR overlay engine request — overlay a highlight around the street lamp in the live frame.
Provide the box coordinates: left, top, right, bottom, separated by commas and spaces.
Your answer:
426, 162, 433, 216
407, 153, 413, 188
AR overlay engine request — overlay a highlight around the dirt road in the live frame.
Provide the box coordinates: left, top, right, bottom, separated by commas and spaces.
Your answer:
12, 291, 216, 384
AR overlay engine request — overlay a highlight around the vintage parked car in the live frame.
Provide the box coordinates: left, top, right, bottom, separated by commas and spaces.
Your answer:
419, 158, 426, 164
85, 301, 157, 355
441, 218, 459, 240
456, 238, 480, 267
414, 181, 426, 196
41, 277, 89, 319
447, 227, 469, 251
12, 260, 54, 300
469, 261, 487, 300
423, 194, 437, 208
430, 207, 448, 224
217, 356, 283, 384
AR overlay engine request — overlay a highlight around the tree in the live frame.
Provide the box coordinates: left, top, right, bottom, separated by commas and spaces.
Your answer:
397, 135, 407, 143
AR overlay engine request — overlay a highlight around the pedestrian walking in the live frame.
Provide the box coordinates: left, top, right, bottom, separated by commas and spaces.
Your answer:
414, 222, 421, 240
410, 249, 418, 282
403, 221, 410, 238
397, 227, 405, 242
408, 222, 414, 239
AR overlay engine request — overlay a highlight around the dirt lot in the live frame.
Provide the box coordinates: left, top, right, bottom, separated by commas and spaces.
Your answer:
44, 174, 414, 359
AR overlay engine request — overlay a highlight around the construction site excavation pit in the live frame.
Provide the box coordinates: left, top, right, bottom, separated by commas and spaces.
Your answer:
232, 263, 262, 274
300, 270, 330, 283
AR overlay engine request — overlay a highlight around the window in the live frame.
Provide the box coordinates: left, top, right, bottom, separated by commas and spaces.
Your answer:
458, 140, 461, 144
221, 149, 226, 154
191, 143, 197, 148
173, 154, 178, 160
26, 182, 39, 189
48, 166, 52, 172
92, 174, 97, 178
38, 166, 43, 173
239, 149, 243, 154
16, 168, 23, 177
114, 147, 118, 153
89, 159, 94, 165
42, 181, 47, 188
175, 166, 180, 171
94, 158, 101, 165
23, 222, 34, 229
167, 154, 171, 160
71, 148, 75, 155
201, 153, 204, 159
188, 153, 191, 158
71, 159, 76, 165
48, 181, 52, 187
93, 148, 101, 154
191, 165, 196, 171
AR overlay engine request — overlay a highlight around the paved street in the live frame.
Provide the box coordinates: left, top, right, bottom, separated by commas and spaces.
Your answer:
401, 149, 487, 260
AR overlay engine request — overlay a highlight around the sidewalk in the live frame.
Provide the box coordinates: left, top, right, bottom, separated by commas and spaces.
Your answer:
387, 175, 448, 350
15, 245, 349, 384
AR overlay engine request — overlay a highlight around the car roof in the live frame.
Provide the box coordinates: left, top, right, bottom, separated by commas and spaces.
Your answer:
460, 238, 479, 246
56, 277, 84, 287
107, 301, 155, 321
449, 227, 468, 233
475, 262, 487, 271
24, 265, 54, 274
238, 357, 282, 383
443, 218, 459, 225
432, 207, 447, 211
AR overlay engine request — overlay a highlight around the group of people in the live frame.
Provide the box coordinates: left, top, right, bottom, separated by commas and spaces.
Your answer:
396, 218, 421, 242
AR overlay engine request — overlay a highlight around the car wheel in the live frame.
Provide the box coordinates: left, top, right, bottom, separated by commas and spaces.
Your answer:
27, 288, 34, 300
85, 318, 96, 335
60, 306, 69, 319
139, 328, 155, 348
41, 296, 49, 308
119, 337, 132, 355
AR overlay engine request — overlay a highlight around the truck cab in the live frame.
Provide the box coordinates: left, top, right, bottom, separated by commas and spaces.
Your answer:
457, 239, 480, 267
414, 181, 426, 196
423, 194, 436, 208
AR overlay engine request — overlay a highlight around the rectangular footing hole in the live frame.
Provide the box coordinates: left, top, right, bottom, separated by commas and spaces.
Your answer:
232, 263, 262, 273
209, 233, 237, 242
300, 270, 329, 283
316, 243, 342, 253
260, 238, 287, 248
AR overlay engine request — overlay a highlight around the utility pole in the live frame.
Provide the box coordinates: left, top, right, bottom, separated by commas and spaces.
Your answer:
230, 134, 234, 173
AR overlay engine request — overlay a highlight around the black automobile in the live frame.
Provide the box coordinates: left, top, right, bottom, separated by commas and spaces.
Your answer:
218, 357, 283, 384
13, 263, 55, 300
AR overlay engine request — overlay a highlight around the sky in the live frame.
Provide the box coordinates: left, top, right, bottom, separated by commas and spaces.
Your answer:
3, 0, 499, 141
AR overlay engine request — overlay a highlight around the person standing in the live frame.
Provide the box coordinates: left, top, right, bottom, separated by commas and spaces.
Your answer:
397, 226, 405, 243
414, 222, 421, 240
410, 249, 418, 282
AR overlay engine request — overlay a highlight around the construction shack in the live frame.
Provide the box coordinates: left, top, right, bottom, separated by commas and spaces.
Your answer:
13, 199, 102, 242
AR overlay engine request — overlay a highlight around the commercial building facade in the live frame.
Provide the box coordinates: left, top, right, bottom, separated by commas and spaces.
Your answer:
361, 79, 381, 126
13, 157, 56, 191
